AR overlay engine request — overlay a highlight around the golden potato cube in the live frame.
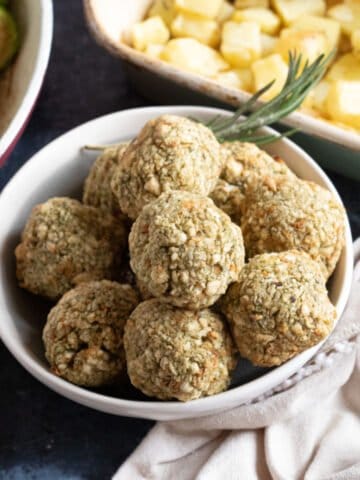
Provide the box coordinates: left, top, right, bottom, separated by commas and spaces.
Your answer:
276, 29, 328, 69
144, 44, 165, 59
312, 81, 331, 115
131, 16, 170, 51
326, 0, 342, 6
148, 0, 177, 27
175, 0, 223, 19
221, 21, 262, 67
339, 33, 352, 54
326, 80, 360, 128
290, 15, 341, 53
213, 68, 253, 90
235, 0, 269, 7
272, 0, 326, 26
326, 52, 360, 81
302, 80, 331, 115
161, 38, 229, 76
171, 12, 220, 47
251, 53, 289, 100
232, 8, 280, 35
261, 33, 277, 56
351, 29, 360, 58
217, 1, 235, 24
327, 3, 360, 36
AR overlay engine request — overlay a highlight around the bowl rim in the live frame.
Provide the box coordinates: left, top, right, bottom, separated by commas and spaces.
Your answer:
0, 105, 353, 419
83, 0, 360, 152
0, 0, 54, 161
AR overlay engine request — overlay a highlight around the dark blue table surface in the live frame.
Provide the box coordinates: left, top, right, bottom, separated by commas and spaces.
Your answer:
0, 2, 359, 479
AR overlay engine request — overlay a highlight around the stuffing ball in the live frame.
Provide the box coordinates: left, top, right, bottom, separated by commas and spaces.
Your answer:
129, 191, 245, 309
241, 177, 346, 279
209, 179, 244, 219
221, 250, 336, 367
111, 115, 223, 219
210, 142, 294, 223
124, 299, 237, 401
43, 281, 139, 387
15, 197, 127, 300
136, 276, 153, 301
221, 142, 294, 190
83, 144, 128, 218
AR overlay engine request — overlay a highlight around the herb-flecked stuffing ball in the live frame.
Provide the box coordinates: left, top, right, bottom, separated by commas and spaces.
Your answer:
210, 142, 294, 223
83, 144, 129, 218
241, 177, 346, 279
209, 179, 244, 219
129, 190, 245, 309
43, 281, 139, 387
221, 142, 294, 191
221, 250, 336, 367
124, 299, 237, 401
111, 115, 224, 219
15, 197, 127, 300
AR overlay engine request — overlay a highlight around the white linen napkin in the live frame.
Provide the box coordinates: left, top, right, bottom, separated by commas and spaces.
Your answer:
114, 239, 360, 480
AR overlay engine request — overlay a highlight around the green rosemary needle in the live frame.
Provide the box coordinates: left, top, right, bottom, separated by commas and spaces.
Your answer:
205, 51, 334, 145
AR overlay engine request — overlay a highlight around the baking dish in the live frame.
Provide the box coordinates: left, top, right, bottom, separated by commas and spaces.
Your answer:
84, 0, 360, 158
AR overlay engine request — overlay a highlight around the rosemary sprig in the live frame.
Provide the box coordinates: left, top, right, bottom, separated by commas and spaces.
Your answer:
206, 51, 334, 145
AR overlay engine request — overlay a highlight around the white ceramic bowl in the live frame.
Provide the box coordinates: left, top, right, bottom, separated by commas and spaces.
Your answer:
0, 0, 53, 165
0, 106, 353, 421
84, 0, 360, 153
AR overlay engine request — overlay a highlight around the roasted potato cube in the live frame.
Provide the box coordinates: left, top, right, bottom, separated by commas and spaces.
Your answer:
276, 29, 328, 69
339, 33, 352, 54
351, 29, 360, 58
217, 1, 235, 23
144, 43, 165, 59
175, 0, 223, 19
148, 0, 177, 27
232, 8, 280, 35
235, 0, 269, 7
171, 12, 220, 47
303, 80, 330, 116
261, 33, 277, 56
251, 53, 289, 100
327, 3, 360, 36
290, 15, 341, 53
213, 68, 253, 90
272, 0, 326, 26
326, 52, 360, 81
131, 16, 170, 51
161, 38, 229, 75
221, 21, 262, 67
326, 80, 360, 128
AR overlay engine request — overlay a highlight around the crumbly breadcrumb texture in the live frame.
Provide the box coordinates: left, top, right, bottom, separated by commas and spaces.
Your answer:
15, 197, 127, 300
129, 190, 245, 309
221, 142, 294, 189
83, 144, 128, 218
136, 276, 153, 301
210, 142, 294, 223
124, 299, 237, 401
241, 177, 346, 278
209, 179, 244, 219
221, 250, 336, 367
43, 281, 139, 387
111, 115, 223, 219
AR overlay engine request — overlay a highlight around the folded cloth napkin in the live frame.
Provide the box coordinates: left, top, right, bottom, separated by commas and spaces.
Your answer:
114, 240, 360, 480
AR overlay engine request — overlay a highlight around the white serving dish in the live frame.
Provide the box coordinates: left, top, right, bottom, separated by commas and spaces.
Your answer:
0, 0, 53, 165
84, 0, 360, 153
0, 106, 353, 421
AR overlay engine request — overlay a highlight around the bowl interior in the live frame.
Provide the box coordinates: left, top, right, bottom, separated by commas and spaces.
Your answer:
0, 106, 353, 420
